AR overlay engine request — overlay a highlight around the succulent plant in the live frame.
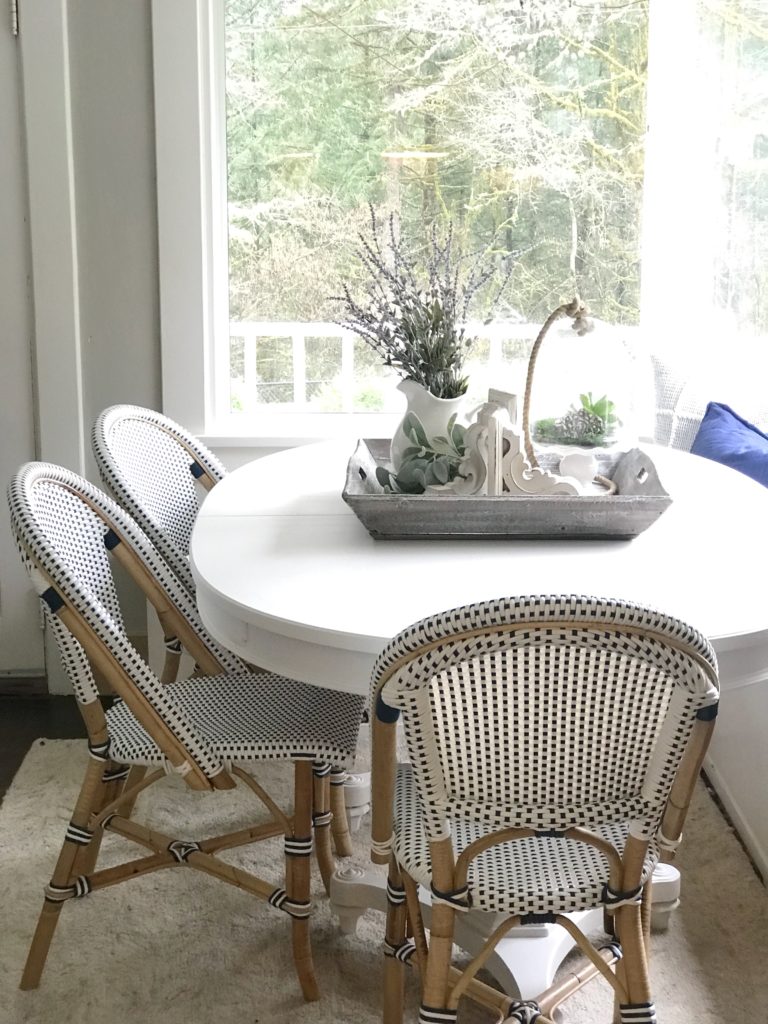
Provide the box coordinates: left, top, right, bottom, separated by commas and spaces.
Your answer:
555, 407, 605, 443
534, 391, 619, 447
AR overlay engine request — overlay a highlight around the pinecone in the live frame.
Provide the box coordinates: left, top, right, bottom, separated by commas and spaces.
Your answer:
555, 408, 604, 442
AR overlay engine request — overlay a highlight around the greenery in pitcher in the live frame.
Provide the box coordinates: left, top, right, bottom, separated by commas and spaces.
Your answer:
375, 412, 467, 494
534, 392, 619, 448
334, 206, 512, 400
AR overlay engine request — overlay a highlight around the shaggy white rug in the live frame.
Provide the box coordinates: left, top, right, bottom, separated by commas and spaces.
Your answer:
1, 738, 766, 1024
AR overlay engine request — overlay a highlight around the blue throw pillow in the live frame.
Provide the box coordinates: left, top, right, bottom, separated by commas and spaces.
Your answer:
691, 402, 768, 488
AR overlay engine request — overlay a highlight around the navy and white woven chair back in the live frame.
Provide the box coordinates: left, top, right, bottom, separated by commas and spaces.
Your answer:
373, 595, 719, 841
8, 462, 242, 779
8, 464, 127, 706
92, 405, 226, 595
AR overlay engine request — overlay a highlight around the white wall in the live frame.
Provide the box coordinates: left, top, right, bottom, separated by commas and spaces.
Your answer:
3, 1, 164, 690
67, 0, 162, 469
64, 0, 164, 658
63, 3, 272, 487
0, 13, 45, 678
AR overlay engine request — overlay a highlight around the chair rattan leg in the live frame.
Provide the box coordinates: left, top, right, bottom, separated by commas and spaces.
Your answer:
612, 953, 625, 1024
20, 900, 65, 991
383, 857, 409, 1024
74, 760, 128, 876
329, 768, 353, 857
641, 879, 653, 951
614, 838, 656, 1023
615, 903, 655, 1023
312, 768, 334, 895
288, 760, 320, 1002
20, 756, 105, 989
418, 839, 461, 1023
419, 901, 458, 1022
401, 870, 429, 972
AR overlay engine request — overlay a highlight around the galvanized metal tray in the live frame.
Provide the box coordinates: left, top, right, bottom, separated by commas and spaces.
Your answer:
342, 439, 672, 540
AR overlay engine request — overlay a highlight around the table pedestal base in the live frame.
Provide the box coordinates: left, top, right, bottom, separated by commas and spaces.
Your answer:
331, 862, 601, 1000
342, 770, 371, 832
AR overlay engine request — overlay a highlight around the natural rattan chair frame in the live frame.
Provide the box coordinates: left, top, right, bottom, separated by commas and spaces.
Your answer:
92, 403, 355, 857
369, 596, 719, 1024
8, 462, 365, 1001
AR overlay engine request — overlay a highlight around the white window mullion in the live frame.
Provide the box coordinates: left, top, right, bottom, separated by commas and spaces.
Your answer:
208, 0, 232, 428
292, 331, 307, 408
241, 326, 258, 415
341, 332, 355, 413
640, 0, 717, 353
152, 0, 228, 436
20, 0, 86, 474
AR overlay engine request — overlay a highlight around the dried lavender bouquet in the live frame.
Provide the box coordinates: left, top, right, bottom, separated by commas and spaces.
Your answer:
334, 207, 510, 400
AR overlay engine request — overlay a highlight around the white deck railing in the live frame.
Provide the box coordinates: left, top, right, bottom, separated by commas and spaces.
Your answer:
228, 319, 536, 413
230, 321, 358, 411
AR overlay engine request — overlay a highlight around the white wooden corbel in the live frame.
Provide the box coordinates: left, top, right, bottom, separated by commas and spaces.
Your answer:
430, 389, 586, 496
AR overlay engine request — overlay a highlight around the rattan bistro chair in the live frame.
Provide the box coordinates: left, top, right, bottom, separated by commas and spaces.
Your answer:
92, 404, 225, 685
8, 462, 365, 1000
92, 404, 225, 596
92, 403, 356, 856
370, 595, 719, 1024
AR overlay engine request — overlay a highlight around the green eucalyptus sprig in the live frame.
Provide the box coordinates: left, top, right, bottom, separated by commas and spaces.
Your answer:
334, 207, 512, 400
375, 411, 466, 494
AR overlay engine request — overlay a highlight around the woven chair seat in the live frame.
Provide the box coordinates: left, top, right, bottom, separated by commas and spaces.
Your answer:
106, 671, 362, 770
393, 764, 660, 917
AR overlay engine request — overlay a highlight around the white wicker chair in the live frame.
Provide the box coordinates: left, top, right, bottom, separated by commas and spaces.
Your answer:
92, 404, 225, 685
8, 462, 365, 1001
92, 403, 357, 854
651, 353, 768, 451
92, 404, 225, 595
369, 595, 719, 1024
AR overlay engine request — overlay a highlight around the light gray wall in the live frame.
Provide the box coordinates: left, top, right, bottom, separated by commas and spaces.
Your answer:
0, 13, 45, 677
42, 3, 269, 648
65, 4, 271, 470
3, 2, 160, 680
11, 3, 267, 683
65, 1, 161, 635
68, 0, 162, 475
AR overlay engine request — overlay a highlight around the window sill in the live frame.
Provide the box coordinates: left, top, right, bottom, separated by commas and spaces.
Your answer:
201, 412, 400, 449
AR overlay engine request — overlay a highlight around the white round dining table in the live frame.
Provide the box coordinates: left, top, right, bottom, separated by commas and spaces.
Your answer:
191, 438, 768, 871
191, 438, 768, 694
190, 438, 768, 997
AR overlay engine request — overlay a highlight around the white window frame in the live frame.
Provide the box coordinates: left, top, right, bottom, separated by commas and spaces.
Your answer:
152, 0, 225, 442
152, 0, 738, 447
152, 0, 401, 446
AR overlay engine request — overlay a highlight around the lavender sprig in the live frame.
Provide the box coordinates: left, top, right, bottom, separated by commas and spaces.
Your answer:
333, 206, 513, 400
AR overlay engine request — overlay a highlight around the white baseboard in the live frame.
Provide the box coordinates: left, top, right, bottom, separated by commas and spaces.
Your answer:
704, 755, 767, 885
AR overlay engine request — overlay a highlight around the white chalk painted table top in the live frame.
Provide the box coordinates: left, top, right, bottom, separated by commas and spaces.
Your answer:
190, 439, 768, 696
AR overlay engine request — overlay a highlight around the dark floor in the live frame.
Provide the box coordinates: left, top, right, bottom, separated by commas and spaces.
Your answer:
0, 696, 86, 800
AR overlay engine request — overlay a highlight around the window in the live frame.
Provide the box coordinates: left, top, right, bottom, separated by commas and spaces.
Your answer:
153, 0, 768, 445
